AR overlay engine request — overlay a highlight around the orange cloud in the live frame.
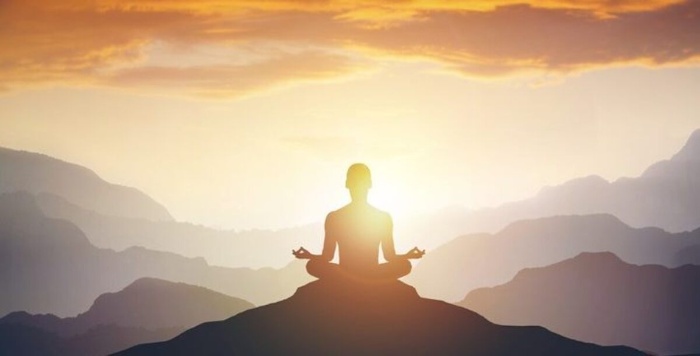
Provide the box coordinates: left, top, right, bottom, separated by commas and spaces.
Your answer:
346, 2, 700, 76
1, 0, 699, 96
93, 0, 684, 17
103, 51, 369, 97
0, 0, 202, 86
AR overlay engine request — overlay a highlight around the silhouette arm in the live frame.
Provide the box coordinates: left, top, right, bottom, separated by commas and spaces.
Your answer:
320, 213, 337, 262
381, 214, 399, 262
380, 214, 425, 260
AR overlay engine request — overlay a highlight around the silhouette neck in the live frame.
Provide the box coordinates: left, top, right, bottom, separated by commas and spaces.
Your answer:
349, 187, 369, 205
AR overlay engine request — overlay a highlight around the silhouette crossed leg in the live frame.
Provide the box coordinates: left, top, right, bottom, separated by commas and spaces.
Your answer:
306, 259, 411, 281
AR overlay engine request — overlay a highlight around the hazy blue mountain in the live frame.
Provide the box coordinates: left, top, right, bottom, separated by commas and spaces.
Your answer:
116, 279, 642, 356
34, 191, 322, 269
459, 252, 700, 355
407, 214, 700, 302
0, 278, 253, 355
0, 192, 310, 317
1, 278, 254, 336
32, 190, 475, 270
421, 129, 700, 247
0, 145, 323, 269
0, 147, 172, 221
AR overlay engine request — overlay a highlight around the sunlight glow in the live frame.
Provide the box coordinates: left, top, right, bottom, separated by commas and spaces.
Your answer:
369, 178, 411, 218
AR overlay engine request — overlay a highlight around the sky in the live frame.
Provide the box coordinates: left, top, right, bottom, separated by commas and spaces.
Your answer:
1, 0, 700, 229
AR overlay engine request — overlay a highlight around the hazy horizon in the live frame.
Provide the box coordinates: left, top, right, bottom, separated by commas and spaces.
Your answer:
3, 0, 700, 230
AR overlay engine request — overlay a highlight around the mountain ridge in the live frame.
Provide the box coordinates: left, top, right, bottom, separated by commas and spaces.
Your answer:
0, 192, 310, 317
0, 147, 172, 222
3, 128, 699, 269
416, 129, 700, 247
33, 191, 321, 269
408, 213, 700, 301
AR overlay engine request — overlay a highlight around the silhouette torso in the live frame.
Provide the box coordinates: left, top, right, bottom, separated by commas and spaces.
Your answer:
324, 203, 395, 276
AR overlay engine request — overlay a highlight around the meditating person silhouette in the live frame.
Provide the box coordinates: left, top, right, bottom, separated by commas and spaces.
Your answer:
293, 163, 425, 281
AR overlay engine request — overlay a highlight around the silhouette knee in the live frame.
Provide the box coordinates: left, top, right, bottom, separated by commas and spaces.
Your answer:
397, 259, 412, 278
307, 259, 336, 279
384, 259, 411, 279
306, 259, 322, 278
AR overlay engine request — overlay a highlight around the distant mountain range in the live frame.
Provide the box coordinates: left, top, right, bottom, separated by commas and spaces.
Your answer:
0, 147, 325, 269
0, 278, 253, 355
409, 129, 700, 250
0, 147, 172, 221
0, 192, 310, 316
117, 279, 642, 356
459, 252, 700, 356
2, 129, 699, 269
33, 191, 322, 269
470, 129, 700, 231
407, 214, 700, 302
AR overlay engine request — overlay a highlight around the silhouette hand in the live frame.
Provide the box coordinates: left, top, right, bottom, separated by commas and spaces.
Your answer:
292, 247, 315, 259
404, 247, 425, 259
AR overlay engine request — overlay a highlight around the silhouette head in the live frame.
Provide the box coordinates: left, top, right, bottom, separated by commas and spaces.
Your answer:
346, 163, 372, 189
346, 163, 371, 203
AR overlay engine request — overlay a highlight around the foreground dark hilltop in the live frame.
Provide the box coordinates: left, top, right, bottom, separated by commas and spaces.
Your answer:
117, 280, 643, 356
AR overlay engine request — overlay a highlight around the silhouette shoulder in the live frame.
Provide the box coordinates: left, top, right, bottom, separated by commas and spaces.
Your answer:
368, 207, 392, 227
373, 207, 391, 220
325, 208, 343, 225
330, 204, 353, 216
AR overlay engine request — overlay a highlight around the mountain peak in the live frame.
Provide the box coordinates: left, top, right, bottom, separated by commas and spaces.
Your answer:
79, 278, 253, 331
0, 146, 173, 221
512, 252, 626, 280
671, 128, 700, 162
